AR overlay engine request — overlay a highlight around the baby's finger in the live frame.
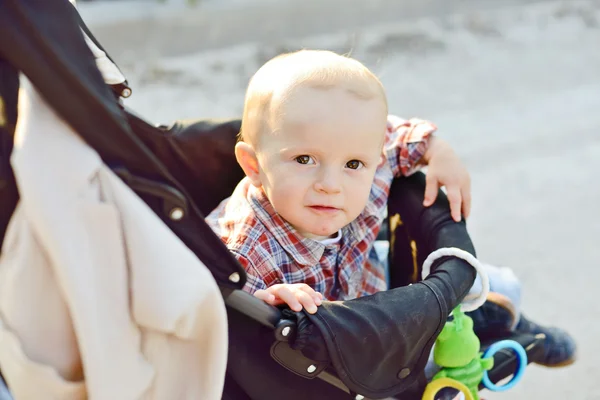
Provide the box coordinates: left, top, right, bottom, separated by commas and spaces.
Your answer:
296, 291, 318, 314
461, 184, 472, 220
423, 173, 439, 207
446, 185, 463, 222
273, 286, 303, 312
253, 289, 276, 304
298, 285, 323, 305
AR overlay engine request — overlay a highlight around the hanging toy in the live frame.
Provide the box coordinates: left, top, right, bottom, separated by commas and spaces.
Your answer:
420, 248, 528, 400
427, 306, 494, 400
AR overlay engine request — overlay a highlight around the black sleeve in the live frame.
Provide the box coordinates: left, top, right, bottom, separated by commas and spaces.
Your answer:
389, 172, 477, 310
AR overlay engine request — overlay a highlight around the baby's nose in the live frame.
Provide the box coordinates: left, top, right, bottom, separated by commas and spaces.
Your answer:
314, 170, 342, 194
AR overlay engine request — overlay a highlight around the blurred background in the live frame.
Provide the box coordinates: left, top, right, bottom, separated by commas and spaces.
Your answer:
79, 0, 599, 398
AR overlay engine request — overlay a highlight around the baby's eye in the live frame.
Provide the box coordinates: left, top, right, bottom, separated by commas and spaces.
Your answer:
295, 155, 315, 165
345, 160, 364, 170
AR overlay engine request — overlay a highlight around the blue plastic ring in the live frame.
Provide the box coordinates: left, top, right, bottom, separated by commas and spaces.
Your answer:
481, 340, 527, 392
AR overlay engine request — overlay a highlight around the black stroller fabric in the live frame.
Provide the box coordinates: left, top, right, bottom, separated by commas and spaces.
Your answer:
0, 2, 543, 399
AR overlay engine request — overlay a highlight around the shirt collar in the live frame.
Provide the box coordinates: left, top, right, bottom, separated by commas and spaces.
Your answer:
246, 183, 326, 266
317, 230, 342, 245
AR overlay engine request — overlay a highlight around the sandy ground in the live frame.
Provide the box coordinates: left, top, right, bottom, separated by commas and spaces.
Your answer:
81, 0, 600, 398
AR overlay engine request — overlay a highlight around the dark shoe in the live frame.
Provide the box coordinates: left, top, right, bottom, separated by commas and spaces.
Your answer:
467, 292, 518, 339
515, 315, 577, 367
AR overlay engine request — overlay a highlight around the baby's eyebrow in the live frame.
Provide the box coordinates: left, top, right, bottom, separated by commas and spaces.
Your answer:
279, 146, 320, 154
348, 151, 380, 160
278, 146, 379, 161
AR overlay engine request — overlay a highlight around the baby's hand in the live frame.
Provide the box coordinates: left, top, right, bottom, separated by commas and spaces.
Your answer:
254, 283, 323, 314
422, 137, 471, 222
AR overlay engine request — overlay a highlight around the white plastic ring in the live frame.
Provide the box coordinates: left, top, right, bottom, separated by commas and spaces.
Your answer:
421, 247, 489, 312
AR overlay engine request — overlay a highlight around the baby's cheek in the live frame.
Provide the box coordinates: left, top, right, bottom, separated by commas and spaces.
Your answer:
275, 171, 310, 192
269, 183, 303, 213
347, 180, 373, 213
273, 178, 301, 197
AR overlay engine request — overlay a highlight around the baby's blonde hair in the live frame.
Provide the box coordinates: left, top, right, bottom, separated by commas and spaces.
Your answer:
239, 49, 388, 145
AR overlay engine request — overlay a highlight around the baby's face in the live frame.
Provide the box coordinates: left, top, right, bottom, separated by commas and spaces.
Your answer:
255, 86, 387, 240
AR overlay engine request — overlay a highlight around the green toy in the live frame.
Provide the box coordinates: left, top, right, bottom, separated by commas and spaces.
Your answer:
430, 306, 494, 400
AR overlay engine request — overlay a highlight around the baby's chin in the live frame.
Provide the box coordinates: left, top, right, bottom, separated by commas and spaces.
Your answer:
298, 225, 343, 240
285, 215, 349, 240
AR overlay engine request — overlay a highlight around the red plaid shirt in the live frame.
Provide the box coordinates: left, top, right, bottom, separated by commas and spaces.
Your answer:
206, 116, 436, 300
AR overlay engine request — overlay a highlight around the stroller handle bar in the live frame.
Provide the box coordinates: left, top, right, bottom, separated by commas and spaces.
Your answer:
222, 288, 298, 342
222, 288, 281, 325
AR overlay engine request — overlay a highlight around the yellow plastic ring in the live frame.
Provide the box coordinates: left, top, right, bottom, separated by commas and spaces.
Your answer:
422, 377, 474, 400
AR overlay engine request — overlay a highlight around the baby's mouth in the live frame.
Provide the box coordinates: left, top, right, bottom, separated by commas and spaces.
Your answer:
308, 205, 341, 213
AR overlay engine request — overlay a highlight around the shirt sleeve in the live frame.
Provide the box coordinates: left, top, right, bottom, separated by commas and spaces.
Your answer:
384, 115, 437, 177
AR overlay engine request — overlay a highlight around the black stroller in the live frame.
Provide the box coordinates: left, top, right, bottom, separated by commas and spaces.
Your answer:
0, 1, 545, 399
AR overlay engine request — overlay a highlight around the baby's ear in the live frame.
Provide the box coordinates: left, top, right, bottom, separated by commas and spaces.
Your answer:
235, 141, 262, 187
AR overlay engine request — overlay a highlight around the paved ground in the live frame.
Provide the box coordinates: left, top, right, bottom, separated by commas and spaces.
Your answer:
82, 0, 600, 398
